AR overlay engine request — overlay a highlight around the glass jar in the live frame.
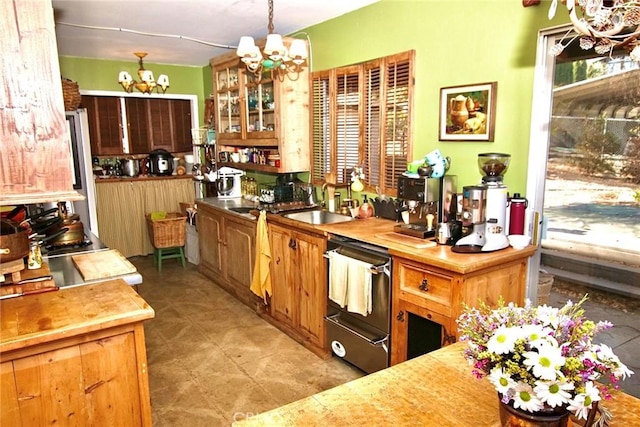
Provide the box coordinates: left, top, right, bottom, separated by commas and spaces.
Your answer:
27, 241, 43, 270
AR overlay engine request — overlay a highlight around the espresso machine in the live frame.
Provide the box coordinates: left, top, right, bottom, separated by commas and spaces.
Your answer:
453, 153, 510, 252
395, 175, 457, 238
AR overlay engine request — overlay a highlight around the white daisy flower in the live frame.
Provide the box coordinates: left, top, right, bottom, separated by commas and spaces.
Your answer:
523, 342, 566, 380
596, 345, 635, 380
534, 379, 574, 408
488, 367, 517, 394
521, 324, 555, 349
567, 381, 601, 420
512, 383, 544, 413
487, 326, 519, 355
535, 305, 561, 329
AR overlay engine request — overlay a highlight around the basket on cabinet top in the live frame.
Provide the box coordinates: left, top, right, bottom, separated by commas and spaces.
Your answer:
62, 78, 81, 111
146, 212, 187, 249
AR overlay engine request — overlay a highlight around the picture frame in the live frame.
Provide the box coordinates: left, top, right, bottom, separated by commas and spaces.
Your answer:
439, 82, 497, 142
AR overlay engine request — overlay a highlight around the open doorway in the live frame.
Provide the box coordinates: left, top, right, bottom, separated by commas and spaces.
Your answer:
526, 26, 640, 300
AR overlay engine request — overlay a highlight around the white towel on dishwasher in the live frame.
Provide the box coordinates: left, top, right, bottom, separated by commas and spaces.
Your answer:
345, 258, 373, 316
328, 251, 349, 308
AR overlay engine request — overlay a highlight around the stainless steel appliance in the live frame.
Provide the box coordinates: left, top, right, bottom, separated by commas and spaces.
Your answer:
325, 237, 391, 374
453, 153, 510, 252
216, 167, 244, 199
395, 175, 457, 238
65, 110, 98, 236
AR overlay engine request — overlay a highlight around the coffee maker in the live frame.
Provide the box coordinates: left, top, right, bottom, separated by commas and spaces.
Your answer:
453, 153, 510, 252
395, 175, 457, 238
216, 167, 244, 199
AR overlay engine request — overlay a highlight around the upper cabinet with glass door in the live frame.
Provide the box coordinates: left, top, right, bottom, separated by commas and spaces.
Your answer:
215, 63, 242, 141
210, 37, 310, 173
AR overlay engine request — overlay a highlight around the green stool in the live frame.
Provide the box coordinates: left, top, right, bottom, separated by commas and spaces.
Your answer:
152, 246, 186, 272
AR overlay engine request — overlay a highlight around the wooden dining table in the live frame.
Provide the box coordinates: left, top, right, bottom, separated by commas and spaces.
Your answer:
234, 342, 640, 426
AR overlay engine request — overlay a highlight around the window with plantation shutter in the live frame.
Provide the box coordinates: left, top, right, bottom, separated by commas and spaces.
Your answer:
311, 51, 414, 196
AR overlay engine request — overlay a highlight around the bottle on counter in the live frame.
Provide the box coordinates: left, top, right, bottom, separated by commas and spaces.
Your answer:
358, 194, 374, 219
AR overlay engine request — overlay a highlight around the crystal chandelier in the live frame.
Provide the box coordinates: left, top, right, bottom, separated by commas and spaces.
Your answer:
236, 0, 308, 81
118, 52, 170, 94
549, 0, 640, 61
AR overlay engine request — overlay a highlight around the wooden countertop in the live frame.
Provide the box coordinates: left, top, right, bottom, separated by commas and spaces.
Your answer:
234, 342, 640, 427
318, 217, 537, 274
0, 279, 154, 354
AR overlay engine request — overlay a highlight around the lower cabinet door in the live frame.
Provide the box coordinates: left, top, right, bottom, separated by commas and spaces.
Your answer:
268, 224, 296, 327
295, 231, 326, 347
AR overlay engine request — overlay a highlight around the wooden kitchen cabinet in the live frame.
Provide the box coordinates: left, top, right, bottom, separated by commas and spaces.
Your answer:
84, 96, 193, 155
267, 223, 327, 356
0, 280, 154, 426
390, 255, 527, 365
84, 95, 125, 155
210, 41, 310, 174
198, 203, 258, 308
126, 98, 192, 154
0, 0, 81, 205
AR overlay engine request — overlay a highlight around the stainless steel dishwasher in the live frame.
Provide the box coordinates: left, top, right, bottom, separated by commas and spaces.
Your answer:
324, 236, 391, 374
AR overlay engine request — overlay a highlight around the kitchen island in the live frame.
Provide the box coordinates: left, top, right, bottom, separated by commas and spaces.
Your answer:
0, 279, 155, 426
233, 342, 640, 426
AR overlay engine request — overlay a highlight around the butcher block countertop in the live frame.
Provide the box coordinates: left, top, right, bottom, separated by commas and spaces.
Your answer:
234, 342, 640, 427
0, 279, 154, 355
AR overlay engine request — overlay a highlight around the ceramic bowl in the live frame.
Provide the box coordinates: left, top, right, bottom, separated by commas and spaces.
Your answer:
508, 234, 531, 249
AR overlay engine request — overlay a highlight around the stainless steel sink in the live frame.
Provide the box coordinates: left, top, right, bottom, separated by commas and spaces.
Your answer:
283, 210, 354, 225
227, 207, 254, 214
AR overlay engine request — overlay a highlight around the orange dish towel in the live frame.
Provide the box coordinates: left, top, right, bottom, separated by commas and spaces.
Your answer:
250, 211, 272, 303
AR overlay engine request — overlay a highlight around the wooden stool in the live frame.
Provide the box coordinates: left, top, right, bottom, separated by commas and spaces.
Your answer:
152, 246, 185, 272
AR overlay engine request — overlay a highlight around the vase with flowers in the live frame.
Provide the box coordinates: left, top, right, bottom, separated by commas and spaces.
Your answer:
350, 166, 365, 193
456, 295, 633, 427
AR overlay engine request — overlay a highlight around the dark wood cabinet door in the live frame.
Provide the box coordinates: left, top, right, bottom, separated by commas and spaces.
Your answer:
125, 98, 151, 154
171, 99, 192, 152
148, 99, 173, 151
83, 96, 123, 155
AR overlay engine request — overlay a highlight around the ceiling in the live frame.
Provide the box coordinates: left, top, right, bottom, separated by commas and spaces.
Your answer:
51, 0, 379, 67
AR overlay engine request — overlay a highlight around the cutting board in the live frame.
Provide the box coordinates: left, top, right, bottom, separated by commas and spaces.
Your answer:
375, 232, 437, 249
16, 263, 52, 284
72, 249, 136, 281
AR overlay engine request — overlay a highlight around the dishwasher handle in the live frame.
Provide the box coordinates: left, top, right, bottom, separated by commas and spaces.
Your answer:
323, 249, 389, 275
325, 314, 388, 348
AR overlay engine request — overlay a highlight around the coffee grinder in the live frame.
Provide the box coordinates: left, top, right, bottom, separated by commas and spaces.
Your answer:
453, 153, 510, 252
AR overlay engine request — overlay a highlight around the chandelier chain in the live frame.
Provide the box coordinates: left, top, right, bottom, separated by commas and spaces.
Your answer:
268, 0, 274, 35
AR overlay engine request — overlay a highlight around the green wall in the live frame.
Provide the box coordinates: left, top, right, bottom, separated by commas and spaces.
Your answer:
58, 0, 567, 195
58, 56, 208, 125
303, 0, 565, 194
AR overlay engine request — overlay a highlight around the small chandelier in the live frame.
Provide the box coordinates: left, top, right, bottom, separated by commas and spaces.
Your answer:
118, 52, 170, 94
236, 0, 308, 81
549, 0, 640, 61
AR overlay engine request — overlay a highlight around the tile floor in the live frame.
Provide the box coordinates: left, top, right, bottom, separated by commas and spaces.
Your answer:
131, 256, 640, 427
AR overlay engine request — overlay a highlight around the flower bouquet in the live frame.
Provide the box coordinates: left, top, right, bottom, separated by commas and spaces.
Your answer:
456, 295, 633, 422
350, 166, 365, 192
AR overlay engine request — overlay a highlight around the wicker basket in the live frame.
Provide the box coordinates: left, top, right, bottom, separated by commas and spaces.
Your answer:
146, 212, 187, 249
537, 272, 555, 306
62, 78, 81, 111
